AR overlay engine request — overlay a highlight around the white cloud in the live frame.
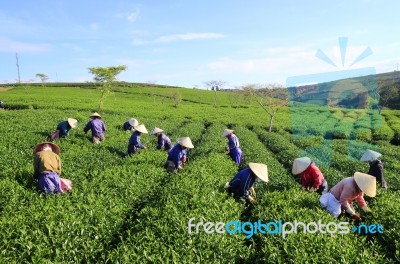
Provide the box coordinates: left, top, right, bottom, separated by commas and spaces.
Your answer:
116, 9, 140, 23
0, 37, 50, 53
132, 33, 225, 45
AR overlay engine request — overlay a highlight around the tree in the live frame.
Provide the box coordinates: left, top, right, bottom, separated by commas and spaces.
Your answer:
203, 80, 226, 107
253, 83, 288, 132
242, 84, 257, 105
88, 65, 127, 109
35, 73, 48, 86
379, 84, 398, 111
171, 90, 182, 108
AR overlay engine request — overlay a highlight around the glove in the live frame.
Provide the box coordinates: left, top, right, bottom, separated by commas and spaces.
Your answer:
248, 196, 256, 203
224, 182, 230, 189
249, 187, 256, 197
352, 213, 361, 221
361, 206, 371, 213
178, 166, 183, 172
345, 207, 355, 216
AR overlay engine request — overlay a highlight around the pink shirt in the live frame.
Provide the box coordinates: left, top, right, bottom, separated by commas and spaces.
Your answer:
329, 177, 366, 209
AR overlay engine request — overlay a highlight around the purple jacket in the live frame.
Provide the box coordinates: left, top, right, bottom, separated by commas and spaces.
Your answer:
84, 119, 106, 138
157, 133, 172, 150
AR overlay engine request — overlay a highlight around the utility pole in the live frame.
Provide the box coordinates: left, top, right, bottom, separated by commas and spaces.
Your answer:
16, 53, 21, 83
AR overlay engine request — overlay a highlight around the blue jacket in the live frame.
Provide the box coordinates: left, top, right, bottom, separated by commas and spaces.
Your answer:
228, 168, 255, 199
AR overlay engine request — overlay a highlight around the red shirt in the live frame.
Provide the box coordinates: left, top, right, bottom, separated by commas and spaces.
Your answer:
300, 163, 324, 189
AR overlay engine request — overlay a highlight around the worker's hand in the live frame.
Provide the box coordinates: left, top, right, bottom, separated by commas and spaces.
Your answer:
224, 182, 230, 189
307, 187, 316, 193
248, 196, 256, 203
352, 213, 361, 221
143, 146, 147, 150
178, 166, 183, 172
249, 187, 256, 197
361, 206, 372, 213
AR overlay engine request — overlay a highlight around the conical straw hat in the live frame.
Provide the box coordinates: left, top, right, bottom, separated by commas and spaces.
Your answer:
249, 163, 269, 182
292, 157, 311, 175
151, 127, 163, 135
360, 149, 382, 162
90, 112, 101, 118
354, 172, 376, 197
177, 137, 194, 149
67, 118, 78, 129
134, 124, 148, 134
34, 142, 60, 155
222, 129, 234, 137
128, 118, 139, 127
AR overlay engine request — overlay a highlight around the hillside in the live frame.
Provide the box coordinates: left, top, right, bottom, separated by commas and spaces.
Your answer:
286, 71, 400, 110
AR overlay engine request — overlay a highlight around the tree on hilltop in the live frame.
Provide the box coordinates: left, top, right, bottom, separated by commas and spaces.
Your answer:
35, 73, 48, 86
247, 83, 288, 132
203, 80, 226, 107
88, 65, 127, 109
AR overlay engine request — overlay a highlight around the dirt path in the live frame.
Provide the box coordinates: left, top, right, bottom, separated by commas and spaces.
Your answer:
0, 87, 12, 92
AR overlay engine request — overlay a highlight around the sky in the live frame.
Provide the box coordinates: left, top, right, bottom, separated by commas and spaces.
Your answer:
1, 0, 400, 88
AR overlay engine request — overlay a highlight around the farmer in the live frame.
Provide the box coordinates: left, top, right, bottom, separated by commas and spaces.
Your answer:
224, 162, 268, 203
84, 112, 106, 144
222, 129, 242, 165
319, 172, 376, 221
292, 157, 328, 194
50, 118, 78, 140
360, 149, 388, 189
151, 127, 172, 151
164, 137, 194, 172
123, 118, 139, 131
33, 142, 72, 194
0, 100, 4, 109
127, 124, 148, 155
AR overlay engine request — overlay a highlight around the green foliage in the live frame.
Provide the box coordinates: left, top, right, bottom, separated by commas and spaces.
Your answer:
0, 86, 399, 262
88, 65, 127, 109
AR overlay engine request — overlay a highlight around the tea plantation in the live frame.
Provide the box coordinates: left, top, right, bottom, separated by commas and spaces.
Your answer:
0, 85, 399, 263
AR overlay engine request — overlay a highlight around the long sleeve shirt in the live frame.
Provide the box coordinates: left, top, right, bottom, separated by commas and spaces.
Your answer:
123, 121, 132, 131
129, 131, 144, 148
157, 133, 172, 150
33, 151, 61, 178
57, 121, 71, 137
228, 134, 240, 150
84, 119, 106, 138
329, 177, 367, 210
368, 160, 384, 180
228, 168, 255, 199
300, 163, 324, 189
167, 144, 187, 168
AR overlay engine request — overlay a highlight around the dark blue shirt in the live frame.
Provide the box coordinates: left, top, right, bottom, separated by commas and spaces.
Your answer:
129, 131, 144, 148
56, 121, 71, 137
167, 144, 187, 168
228, 168, 255, 199
123, 121, 132, 131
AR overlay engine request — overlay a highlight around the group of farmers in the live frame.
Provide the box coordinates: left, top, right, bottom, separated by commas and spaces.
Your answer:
33, 113, 387, 221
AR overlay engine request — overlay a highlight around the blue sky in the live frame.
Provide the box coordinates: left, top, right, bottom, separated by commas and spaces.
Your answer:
1, 0, 400, 88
